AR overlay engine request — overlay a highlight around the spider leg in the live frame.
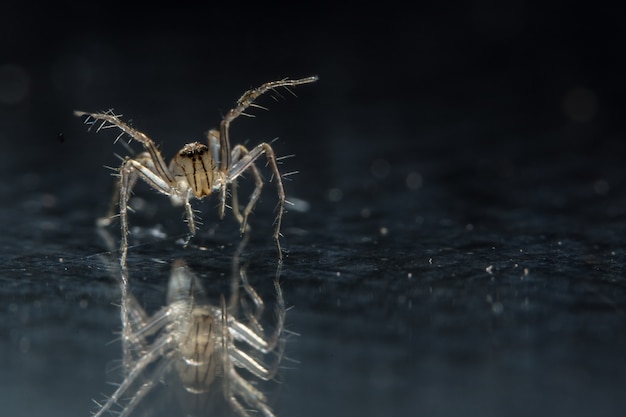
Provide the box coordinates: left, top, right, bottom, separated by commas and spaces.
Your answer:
92, 332, 171, 417
203, 129, 230, 221
238, 265, 266, 333
119, 266, 172, 372
116, 355, 171, 417
97, 152, 148, 227
230, 144, 263, 234
119, 157, 181, 268
227, 365, 276, 417
97, 179, 121, 227
225, 235, 286, 379
227, 232, 251, 314
230, 177, 242, 224
229, 337, 285, 381
182, 188, 196, 237
229, 144, 244, 225
226, 272, 286, 383
74, 110, 174, 184
228, 143, 286, 262
219, 180, 228, 220
221, 294, 277, 417
96, 228, 148, 374
227, 277, 285, 355
228, 260, 265, 336
221, 295, 245, 415
101, 258, 171, 417
128, 304, 172, 346
218, 76, 318, 173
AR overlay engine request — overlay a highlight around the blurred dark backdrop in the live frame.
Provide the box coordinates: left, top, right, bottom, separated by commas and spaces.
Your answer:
1, 2, 626, 417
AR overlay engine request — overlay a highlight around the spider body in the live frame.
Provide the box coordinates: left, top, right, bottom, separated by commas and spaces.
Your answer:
174, 307, 219, 394
171, 140, 219, 199
76, 76, 317, 267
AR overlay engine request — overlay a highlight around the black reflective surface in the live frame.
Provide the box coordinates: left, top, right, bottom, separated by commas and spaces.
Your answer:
2, 3, 626, 417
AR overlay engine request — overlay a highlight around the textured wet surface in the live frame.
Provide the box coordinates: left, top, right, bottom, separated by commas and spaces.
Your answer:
2, 4, 626, 417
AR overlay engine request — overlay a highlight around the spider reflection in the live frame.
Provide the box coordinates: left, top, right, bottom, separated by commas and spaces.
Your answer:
94, 235, 286, 417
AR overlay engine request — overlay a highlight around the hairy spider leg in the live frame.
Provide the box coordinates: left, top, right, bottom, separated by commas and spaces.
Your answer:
206, 129, 230, 221
230, 144, 264, 233
74, 111, 174, 184
222, 290, 276, 417
228, 366, 275, 417
93, 329, 172, 417
229, 142, 286, 260
116, 357, 171, 417
234, 264, 266, 334
218, 76, 319, 173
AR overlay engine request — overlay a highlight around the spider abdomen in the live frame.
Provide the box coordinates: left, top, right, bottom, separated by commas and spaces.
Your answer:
170, 142, 216, 198
176, 308, 220, 394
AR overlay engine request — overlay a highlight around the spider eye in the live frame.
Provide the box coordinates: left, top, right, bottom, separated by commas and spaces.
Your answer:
180, 142, 209, 157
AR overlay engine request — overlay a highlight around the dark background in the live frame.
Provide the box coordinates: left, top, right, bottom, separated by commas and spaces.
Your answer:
1, 2, 625, 417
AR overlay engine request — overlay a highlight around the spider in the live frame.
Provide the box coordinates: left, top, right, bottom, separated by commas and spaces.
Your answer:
76, 76, 317, 267
93, 235, 287, 417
